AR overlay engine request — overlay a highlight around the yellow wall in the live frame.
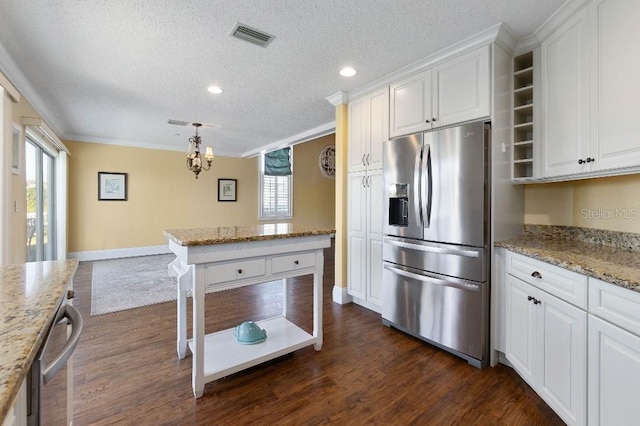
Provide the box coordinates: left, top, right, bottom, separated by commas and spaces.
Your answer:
292, 134, 335, 227
66, 135, 336, 253
334, 104, 348, 288
524, 174, 640, 233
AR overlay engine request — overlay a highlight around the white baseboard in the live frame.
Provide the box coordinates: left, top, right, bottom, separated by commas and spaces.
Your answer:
332, 285, 352, 305
68, 245, 171, 261
351, 296, 382, 314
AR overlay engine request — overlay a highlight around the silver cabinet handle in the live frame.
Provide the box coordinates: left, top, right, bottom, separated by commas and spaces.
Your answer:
384, 264, 480, 292
366, 176, 370, 187
362, 154, 366, 166
42, 304, 83, 385
362, 176, 366, 187
366, 153, 370, 165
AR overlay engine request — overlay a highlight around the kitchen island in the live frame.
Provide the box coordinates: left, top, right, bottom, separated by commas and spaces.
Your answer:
0, 260, 78, 424
164, 224, 334, 398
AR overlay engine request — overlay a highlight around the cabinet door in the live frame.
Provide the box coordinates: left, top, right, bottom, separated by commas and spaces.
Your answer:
366, 171, 384, 309
368, 88, 389, 170
541, 8, 591, 178
347, 172, 367, 299
505, 275, 538, 385
433, 45, 490, 127
588, 315, 640, 426
538, 291, 587, 426
390, 70, 432, 137
590, 0, 640, 171
348, 97, 369, 172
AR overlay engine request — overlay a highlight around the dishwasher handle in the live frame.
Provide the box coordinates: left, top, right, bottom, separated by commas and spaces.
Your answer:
384, 264, 480, 292
42, 304, 83, 385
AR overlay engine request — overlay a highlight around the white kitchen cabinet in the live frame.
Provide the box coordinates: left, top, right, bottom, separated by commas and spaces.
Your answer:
2, 380, 26, 426
390, 45, 490, 138
541, 6, 591, 178
347, 169, 383, 311
588, 315, 640, 426
432, 44, 490, 128
504, 251, 587, 426
348, 88, 388, 172
589, 0, 640, 172
390, 70, 432, 137
588, 277, 640, 425
540, 0, 640, 179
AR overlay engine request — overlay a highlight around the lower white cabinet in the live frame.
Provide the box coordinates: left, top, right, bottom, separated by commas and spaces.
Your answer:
587, 277, 640, 426
588, 315, 640, 426
347, 169, 383, 312
505, 274, 587, 426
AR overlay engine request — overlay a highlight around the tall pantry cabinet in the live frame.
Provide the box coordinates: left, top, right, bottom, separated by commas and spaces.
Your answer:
347, 88, 388, 312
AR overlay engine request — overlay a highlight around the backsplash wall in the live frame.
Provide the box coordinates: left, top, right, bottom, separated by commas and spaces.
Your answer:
524, 174, 640, 234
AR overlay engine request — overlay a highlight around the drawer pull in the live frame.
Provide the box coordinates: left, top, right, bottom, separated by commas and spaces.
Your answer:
531, 271, 542, 279
527, 295, 541, 305
237, 269, 243, 274
294, 260, 299, 265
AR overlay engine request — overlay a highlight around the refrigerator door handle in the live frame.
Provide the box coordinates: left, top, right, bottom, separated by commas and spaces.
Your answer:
415, 145, 423, 227
384, 264, 480, 292
385, 238, 480, 258
423, 143, 432, 228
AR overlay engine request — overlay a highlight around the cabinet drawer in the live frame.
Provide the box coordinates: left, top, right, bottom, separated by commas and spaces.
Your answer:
206, 258, 266, 284
589, 277, 640, 336
272, 252, 316, 274
505, 251, 587, 309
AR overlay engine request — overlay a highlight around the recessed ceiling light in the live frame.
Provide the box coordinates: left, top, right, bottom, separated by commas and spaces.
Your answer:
207, 86, 223, 94
340, 67, 357, 77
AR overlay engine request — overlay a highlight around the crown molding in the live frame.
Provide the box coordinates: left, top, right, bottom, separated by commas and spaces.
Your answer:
326, 91, 348, 106
514, 0, 590, 53
0, 40, 65, 135
241, 121, 335, 158
346, 23, 504, 102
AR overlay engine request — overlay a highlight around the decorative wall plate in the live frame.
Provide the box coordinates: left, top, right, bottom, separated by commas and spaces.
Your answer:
319, 145, 336, 179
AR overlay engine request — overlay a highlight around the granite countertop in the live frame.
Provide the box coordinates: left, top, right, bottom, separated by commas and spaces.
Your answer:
0, 260, 78, 422
164, 223, 336, 247
496, 225, 640, 292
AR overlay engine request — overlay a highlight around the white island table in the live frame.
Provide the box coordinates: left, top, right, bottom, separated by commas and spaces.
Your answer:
164, 223, 334, 398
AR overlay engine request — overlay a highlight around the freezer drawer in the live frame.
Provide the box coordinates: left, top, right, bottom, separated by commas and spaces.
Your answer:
382, 263, 487, 362
383, 236, 486, 282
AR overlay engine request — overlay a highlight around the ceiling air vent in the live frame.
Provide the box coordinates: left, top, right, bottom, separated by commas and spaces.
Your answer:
230, 23, 274, 48
167, 119, 190, 126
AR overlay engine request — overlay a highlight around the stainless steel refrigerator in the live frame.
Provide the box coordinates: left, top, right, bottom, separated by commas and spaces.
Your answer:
382, 120, 489, 368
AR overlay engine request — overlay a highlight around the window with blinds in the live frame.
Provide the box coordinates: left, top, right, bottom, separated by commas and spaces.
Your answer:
259, 148, 292, 219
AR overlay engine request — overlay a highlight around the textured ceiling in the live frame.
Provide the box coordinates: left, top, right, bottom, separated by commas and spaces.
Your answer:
0, 0, 564, 156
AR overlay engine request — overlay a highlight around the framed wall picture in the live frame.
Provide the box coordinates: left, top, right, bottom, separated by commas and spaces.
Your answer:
218, 178, 237, 202
98, 172, 128, 201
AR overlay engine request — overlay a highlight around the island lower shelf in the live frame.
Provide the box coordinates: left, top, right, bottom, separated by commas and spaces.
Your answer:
186, 316, 316, 382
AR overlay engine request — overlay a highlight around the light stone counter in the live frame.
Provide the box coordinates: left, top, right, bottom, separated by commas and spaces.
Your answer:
0, 260, 78, 422
164, 223, 335, 247
496, 225, 640, 292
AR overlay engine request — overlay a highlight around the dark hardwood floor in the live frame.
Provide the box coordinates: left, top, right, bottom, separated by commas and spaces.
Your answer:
71, 246, 563, 425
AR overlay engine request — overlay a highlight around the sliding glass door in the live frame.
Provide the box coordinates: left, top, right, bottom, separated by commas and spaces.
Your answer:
26, 138, 55, 261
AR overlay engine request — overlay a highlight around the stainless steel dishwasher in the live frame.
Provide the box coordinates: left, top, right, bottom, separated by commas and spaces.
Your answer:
27, 291, 83, 426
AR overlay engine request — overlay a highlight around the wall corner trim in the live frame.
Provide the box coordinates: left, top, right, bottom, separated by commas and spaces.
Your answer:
332, 285, 352, 305
326, 91, 349, 106
69, 245, 171, 261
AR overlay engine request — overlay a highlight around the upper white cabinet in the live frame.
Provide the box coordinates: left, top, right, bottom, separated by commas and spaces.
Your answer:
348, 88, 389, 172
389, 70, 432, 137
541, 7, 591, 178
590, 0, 640, 171
541, 0, 640, 179
390, 45, 490, 138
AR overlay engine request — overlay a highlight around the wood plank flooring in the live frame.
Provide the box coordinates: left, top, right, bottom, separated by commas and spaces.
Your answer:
71, 246, 563, 425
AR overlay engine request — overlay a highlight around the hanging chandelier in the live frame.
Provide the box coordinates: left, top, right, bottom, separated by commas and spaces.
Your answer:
186, 123, 214, 179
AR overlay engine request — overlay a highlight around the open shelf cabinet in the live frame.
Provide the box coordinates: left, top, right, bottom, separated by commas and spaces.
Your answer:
512, 50, 538, 181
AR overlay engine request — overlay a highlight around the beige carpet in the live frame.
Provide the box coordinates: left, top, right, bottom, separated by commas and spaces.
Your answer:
91, 254, 177, 315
